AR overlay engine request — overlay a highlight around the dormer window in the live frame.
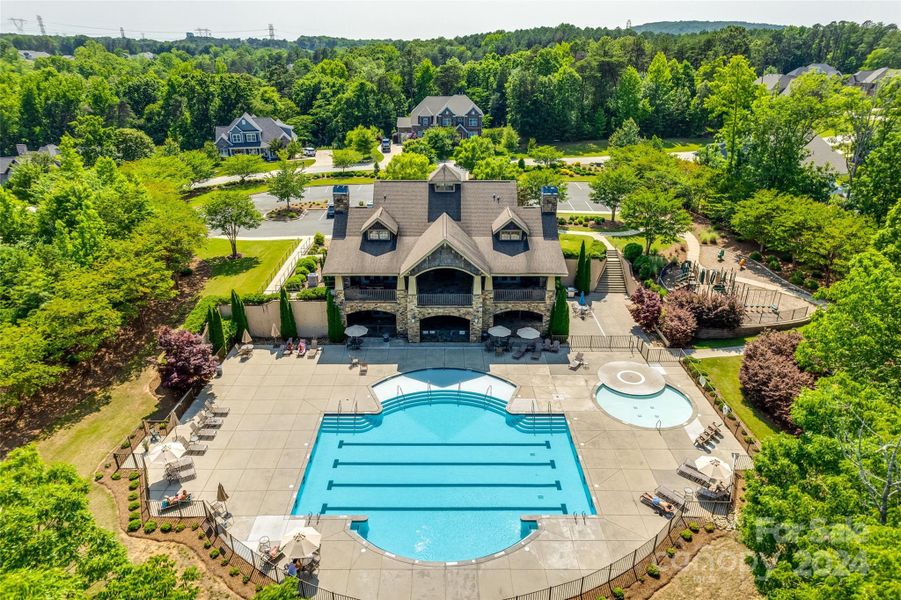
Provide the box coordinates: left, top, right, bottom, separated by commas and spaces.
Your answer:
368, 229, 391, 241
245, 132, 257, 142
434, 183, 455, 193
499, 229, 522, 241
230, 132, 243, 143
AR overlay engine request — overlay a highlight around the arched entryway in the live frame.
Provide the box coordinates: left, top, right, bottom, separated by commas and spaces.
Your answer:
420, 315, 471, 342
493, 310, 544, 332
347, 310, 397, 337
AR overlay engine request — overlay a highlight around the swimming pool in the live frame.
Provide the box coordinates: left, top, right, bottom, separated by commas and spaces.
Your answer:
292, 369, 595, 562
594, 384, 694, 428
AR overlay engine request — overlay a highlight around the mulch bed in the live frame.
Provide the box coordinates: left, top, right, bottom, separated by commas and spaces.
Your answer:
0, 265, 208, 457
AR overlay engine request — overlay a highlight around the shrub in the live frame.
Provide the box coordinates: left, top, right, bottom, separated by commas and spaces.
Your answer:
128, 480, 139, 490
666, 289, 745, 330
628, 286, 663, 330
242, 575, 250, 584
128, 471, 140, 481
790, 271, 805, 285
612, 587, 625, 600
229, 567, 241, 577
156, 326, 218, 393
127, 519, 141, 532
283, 274, 307, 290
94, 472, 103, 481
143, 520, 157, 534
646, 563, 660, 578
203, 541, 212, 549
749, 251, 762, 261
191, 523, 200, 531
299, 257, 318, 271
128, 511, 140, 521
128, 492, 138, 501
767, 257, 781, 271
176, 523, 185, 532
680, 529, 693, 542
221, 558, 230, 567
160, 522, 173, 533
704, 522, 715, 533
804, 278, 819, 291
622, 242, 643, 263
688, 521, 701, 533
110, 472, 121, 480
128, 501, 140, 511
209, 548, 220, 559
739, 330, 814, 432
666, 547, 676, 558
699, 228, 719, 244
660, 305, 697, 347
313, 232, 325, 246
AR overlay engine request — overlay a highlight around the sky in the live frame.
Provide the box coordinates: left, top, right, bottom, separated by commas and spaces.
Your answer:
1, 1, 899, 41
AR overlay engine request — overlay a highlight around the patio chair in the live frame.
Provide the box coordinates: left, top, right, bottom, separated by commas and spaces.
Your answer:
175, 434, 207, 454
568, 352, 585, 370
194, 410, 223, 428
677, 462, 716, 487
204, 398, 230, 416
160, 491, 192, 511
238, 343, 254, 357
530, 346, 541, 360
283, 338, 295, 355
359, 362, 368, 375
297, 339, 306, 357
350, 357, 359, 368
307, 339, 319, 359
484, 339, 494, 352
655, 486, 686, 509
495, 345, 504, 357
512, 345, 527, 359
640, 492, 675, 516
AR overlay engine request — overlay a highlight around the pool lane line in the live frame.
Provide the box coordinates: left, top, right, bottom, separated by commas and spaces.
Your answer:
327, 480, 563, 490
332, 459, 557, 468
337, 441, 551, 448
320, 503, 570, 513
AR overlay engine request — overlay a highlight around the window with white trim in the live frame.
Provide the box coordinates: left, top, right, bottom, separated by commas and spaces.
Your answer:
434, 183, 455, 193
367, 228, 391, 241
420, 116, 430, 126
468, 117, 478, 127
245, 132, 257, 142
230, 132, 243, 143
499, 229, 522, 241
442, 117, 452, 126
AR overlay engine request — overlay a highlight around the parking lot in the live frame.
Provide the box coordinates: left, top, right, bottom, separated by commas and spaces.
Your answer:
559, 181, 608, 213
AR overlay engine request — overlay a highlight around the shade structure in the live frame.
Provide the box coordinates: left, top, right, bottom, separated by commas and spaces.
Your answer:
516, 327, 541, 340
172, 424, 194, 443
344, 324, 368, 338
146, 442, 186, 464
217, 483, 230, 503
241, 329, 253, 344
487, 325, 511, 338
695, 456, 732, 481
280, 527, 322, 560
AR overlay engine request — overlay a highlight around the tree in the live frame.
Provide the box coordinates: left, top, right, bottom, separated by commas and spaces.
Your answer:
435, 57, 464, 95
114, 128, 155, 161
453, 136, 495, 171
589, 165, 637, 222
471, 156, 520, 180
611, 66, 643, 128
206, 305, 226, 354
200, 191, 262, 259
628, 286, 664, 330
0, 324, 63, 407
402, 137, 437, 162
608, 118, 641, 148
548, 280, 570, 336
516, 169, 569, 205
529, 145, 563, 167
279, 287, 297, 340
268, 152, 308, 209
420, 127, 459, 161
385, 152, 432, 180
413, 59, 438, 103
179, 150, 216, 185
157, 326, 218, 392
68, 115, 116, 166
345, 125, 381, 155
220, 153, 264, 183
483, 126, 520, 154
575, 240, 591, 294
326, 289, 344, 342
704, 55, 760, 175
230, 289, 248, 342
850, 130, 901, 222
658, 305, 696, 347
666, 289, 745, 330
730, 190, 784, 252
620, 189, 691, 255
331, 148, 362, 172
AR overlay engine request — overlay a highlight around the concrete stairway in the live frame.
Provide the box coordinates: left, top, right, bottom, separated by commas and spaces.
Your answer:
597, 249, 628, 294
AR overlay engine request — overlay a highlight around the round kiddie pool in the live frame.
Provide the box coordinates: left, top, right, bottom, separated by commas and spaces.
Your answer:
291, 368, 595, 563
594, 361, 694, 428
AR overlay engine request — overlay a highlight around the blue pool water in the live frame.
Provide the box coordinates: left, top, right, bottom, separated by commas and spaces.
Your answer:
595, 385, 694, 428
292, 376, 595, 562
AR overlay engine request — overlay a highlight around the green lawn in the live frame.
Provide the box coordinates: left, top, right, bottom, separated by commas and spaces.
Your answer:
213, 157, 313, 177
695, 356, 780, 440
197, 238, 298, 297
516, 137, 709, 158
691, 335, 757, 349
560, 233, 607, 259
308, 176, 376, 187
605, 234, 671, 255
187, 181, 270, 209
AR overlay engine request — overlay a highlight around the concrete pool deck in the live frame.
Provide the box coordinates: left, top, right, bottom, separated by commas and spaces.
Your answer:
147, 342, 747, 600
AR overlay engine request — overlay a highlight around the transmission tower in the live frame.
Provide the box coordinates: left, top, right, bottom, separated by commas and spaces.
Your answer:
268, 24, 275, 40
120, 27, 126, 39
9, 18, 26, 33
195, 28, 211, 38
626, 19, 632, 30
36, 15, 46, 35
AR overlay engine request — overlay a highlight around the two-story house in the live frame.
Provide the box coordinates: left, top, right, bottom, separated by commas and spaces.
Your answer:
214, 113, 296, 159
395, 95, 483, 141
322, 164, 567, 342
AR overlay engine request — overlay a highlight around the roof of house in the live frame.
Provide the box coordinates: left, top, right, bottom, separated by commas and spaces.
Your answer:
360, 207, 399, 235
214, 113, 295, 146
17, 50, 50, 60
851, 67, 900, 85
803, 135, 848, 175
407, 95, 483, 119
429, 163, 466, 184
787, 63, 841, 77
323, 178, 567, 277
0, 156, 17, 174
491, 207, 531, 235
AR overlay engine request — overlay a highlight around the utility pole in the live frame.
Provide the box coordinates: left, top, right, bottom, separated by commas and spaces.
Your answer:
9, 18, 26, 33
36, 15, 46, 35
120, 27, 126, 39
268, 23, 275, 41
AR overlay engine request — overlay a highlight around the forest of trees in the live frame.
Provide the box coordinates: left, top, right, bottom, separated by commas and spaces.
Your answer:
1, 20, 899, 153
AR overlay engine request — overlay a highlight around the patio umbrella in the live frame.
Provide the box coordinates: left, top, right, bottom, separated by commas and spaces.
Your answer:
344, 324, 368, 338
578, 291, 586, 306
241, 329, 253, 344
695, 456, 732, 481
280, 527, 322, 560
146, 441, 186, 464
516, 326, 541, 340
172, 424, 195, 443
270, 323, 279, 339
487, 325, 511, 338
216, 483, 230, 515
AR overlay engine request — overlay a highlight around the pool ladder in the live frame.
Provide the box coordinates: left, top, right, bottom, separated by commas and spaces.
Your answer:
397, 385, 405, 409
484, 385, 492, 407
656, 419, 662, 434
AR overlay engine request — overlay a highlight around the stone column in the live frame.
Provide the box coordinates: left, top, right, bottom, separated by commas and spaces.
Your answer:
395, 277, 407, 336
483, 276, 495, 329
542, 276, 555, 332
407, 275, 419, 342
470, 275, 483, 342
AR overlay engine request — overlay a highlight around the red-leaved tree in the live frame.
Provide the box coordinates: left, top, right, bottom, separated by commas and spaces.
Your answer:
659, 305, 697, 347
157, 326, 218, 392
628, 286, 663, 330
739, 330, 814, 432
667, 289, 745, 330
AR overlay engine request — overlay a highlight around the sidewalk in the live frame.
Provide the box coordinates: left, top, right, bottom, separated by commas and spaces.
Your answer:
263, 236, 312, 294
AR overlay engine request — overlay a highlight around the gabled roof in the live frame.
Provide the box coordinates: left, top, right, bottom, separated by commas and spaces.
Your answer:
360, 207, 399, 235
408, 95, 483, 119
215, 113, 295, 146
786, 63, 841, 77
399, 213, 490, 275
428, 163, 466, 184
803, 135, 848, 175
491, 207, 530, 235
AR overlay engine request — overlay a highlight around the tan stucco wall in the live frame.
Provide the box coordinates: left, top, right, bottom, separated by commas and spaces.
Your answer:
218, 300, 328, 339
562, 258, 605, 289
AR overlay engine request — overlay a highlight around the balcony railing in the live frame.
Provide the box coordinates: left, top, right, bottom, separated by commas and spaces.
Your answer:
344, 288, 397, 302
493, 289, 547, 302
417, 293, 472, 306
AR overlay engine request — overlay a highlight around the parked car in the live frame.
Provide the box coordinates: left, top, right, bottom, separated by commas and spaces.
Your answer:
326, 202, 335, 218
380, 138, 391, 153
303, 147, 316, 157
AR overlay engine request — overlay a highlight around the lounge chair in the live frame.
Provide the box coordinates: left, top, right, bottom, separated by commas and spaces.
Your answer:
530, 346, 541, 360
194, 410, 223, 427
238, 343, 253, 357
161, 491, 192, 511
512, 345, 527, 359
204, 399, 230, 416
308, 339, 319, 358
677, 462, 718, 488
484, 339, 494, 352
640, 492, 675, 516
568, 352, 585, 370
655, 486, 686, 509
283, 338, 295, 355
548, 340, 561, 353
350, 357, 359, 368
359, 362, 368, 375
297, 339, 306, 357
175, 434, 207, 454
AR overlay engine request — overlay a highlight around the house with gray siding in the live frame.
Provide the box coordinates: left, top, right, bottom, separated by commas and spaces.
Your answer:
396, 95, 483, 141
214, 113, 296, 159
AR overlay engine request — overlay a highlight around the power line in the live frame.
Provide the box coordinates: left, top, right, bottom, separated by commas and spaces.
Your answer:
9, 18, 26, 33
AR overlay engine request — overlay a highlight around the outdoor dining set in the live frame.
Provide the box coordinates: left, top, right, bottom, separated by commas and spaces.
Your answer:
483, 326, 560, 359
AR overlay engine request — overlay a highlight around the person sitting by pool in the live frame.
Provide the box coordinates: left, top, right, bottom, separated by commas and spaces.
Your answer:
285, 560, 298, 577
641, 492, 675, 515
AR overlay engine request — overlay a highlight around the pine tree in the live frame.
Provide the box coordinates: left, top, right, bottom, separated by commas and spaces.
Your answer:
548, 279, 570, 336
230, 289, 248, 341
206, 306, 226, 353
575, 240, 591, 293
279, 287, 297, 340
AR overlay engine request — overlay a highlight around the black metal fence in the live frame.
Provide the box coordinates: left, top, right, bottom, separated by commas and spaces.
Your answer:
552, 334, 683, 363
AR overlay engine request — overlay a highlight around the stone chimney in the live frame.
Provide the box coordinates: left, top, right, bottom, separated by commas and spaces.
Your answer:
332, 185, 349, 213
540, 186, 559, 214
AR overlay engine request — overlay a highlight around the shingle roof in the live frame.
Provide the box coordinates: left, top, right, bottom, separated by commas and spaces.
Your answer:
408, 95, 482, 119
322, 179, 567, 277
360, 207, 399, 235
428, 163, 466, 183
215, 113, 295, 145
491, 207, 530, 235
400, 213, 491, 274
803, 135, 848, 175
786, 63, 841, 77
